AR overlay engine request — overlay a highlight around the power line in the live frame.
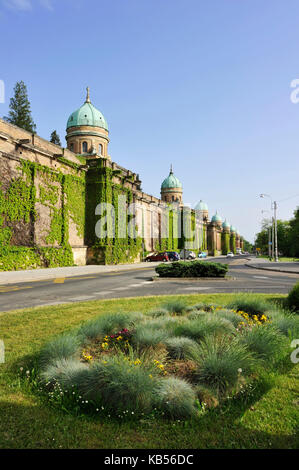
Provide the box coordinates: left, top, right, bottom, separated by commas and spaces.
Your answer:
277, 193, 299, 203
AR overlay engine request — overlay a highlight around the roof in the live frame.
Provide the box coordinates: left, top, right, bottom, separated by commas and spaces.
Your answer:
66, 87, 108, 131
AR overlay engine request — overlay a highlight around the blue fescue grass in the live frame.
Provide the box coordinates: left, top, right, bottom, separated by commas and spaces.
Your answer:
187, 335, 255, 397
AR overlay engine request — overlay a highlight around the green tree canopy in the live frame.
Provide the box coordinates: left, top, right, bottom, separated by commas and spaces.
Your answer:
288, 208, 299, 257
4, 81, 36, 133
50, 130, 61, 146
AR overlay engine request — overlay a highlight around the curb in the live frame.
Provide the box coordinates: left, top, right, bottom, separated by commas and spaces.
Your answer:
151, 276, 235, 282
245, 263, 299, 275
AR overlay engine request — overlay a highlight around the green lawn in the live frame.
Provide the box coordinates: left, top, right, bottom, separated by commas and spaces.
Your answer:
260, 256, 299, 263
0, 293, 298, 449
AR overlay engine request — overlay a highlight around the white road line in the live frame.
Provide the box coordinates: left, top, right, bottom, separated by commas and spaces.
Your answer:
127, 283, 146, 288
112, 287, 130, 291
92, 291, 114, 295
182, 287, 211, 291
71, 295, 96, 301
41, 301, 73, 306
253, 276, 269, 279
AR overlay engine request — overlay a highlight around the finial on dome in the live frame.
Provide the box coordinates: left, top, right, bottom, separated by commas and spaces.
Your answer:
170, 164, 173, 174
85, 86, 91, 103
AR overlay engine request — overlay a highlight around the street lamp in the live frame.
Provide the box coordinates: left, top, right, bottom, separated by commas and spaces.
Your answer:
259, 194, 278, 262
261, 210, 272, 260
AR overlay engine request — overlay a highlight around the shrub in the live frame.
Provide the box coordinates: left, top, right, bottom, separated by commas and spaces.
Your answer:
267, 311, 299, 338
187, 310, 209, 320
174, 316, 235, 342
77, 311, 142, 341
287, 282, 299, 312
132, 324, 171, 349
216, 309, 243, 328
39, 334, 81, 368
154, 376, 197, 419
155, 261, 228, 278
40, 358, 89, 388
188, 335, 254, 396
73, 353, 158, 414
239, 324, 288, 364
227, 295, 274, 317
147, 308, 169, 318
164, 337, 198, 359
161, 300, 187, 315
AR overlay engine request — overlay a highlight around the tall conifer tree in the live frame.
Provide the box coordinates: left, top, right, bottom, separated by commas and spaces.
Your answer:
4, 81, 36, 133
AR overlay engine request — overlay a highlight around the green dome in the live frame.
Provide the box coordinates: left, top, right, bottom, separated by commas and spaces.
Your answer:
195, 200, 208, 211
161, 167, 182, 189
222, 219, 230, 229
211, 212, 222, 223
230, 225, 236, 233
67, 88, 108, 131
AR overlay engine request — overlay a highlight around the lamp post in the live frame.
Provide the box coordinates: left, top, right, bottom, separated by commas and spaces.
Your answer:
261, 210, 272, 260
260, 194, 278, 262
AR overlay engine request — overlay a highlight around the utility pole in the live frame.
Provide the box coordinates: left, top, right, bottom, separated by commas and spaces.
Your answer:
274, 201, 278, 262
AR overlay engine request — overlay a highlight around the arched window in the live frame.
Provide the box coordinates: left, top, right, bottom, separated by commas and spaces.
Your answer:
82, 141, 88, 153
99, 144, 103, 155
70, 143, 74, 152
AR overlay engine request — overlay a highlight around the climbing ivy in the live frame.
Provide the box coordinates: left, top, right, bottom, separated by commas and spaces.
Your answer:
222, 232, 230, 255
0, 157, 86, 271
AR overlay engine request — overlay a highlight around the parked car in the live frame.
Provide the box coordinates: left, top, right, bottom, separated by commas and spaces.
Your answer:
198, 252, 207, 258
226, 252, 234, 258
179, 250, 196, 260
145, 252, 169, 262
166, 251, 180, 261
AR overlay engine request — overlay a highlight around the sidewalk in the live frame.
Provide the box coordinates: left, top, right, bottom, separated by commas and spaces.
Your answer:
246, 258, 299, 275
0, 262, 162, 285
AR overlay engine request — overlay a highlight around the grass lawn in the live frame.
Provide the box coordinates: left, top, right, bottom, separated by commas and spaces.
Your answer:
0, 293, 298, 449
260, 256, 299, 263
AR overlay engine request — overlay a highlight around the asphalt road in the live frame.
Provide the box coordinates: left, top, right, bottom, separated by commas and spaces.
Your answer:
0, 257, 298, 312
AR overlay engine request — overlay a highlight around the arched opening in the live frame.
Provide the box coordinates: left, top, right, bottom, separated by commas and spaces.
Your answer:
82, 141, 88, 153
99, 143, 103, 155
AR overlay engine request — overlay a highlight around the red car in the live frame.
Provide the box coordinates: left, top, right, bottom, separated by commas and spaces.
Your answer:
145, 252, 169, 262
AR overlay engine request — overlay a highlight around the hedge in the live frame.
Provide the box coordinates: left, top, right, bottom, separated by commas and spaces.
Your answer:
155, 260, 228, 278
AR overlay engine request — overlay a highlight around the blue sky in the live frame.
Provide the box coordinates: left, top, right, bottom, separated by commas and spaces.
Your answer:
1, 0, 299, 243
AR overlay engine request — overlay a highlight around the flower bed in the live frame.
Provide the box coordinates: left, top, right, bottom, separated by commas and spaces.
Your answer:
34, 298, 298, 420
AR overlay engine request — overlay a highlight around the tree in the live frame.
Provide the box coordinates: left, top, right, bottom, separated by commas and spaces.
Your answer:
4, 81, 36, 133
288, 208, 299, 257
242, 239, 253, 252
50, 130, 61, 146
255, 219, 291, 256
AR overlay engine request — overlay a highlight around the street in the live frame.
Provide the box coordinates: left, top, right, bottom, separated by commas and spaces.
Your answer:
0, 256, 298, 312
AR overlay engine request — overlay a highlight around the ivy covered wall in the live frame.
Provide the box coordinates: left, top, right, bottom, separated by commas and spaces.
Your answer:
85, 159, 143, 265
0, 157, 85, 271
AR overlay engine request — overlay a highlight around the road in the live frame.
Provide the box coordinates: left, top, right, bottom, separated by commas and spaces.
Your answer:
0, 257, 298, 312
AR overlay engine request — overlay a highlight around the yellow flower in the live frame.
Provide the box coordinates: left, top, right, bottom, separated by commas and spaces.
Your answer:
101, 342, 109, 350
116, 336, 122, 341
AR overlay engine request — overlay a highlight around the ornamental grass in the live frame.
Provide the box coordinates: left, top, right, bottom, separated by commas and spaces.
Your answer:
34, 298, 293, 420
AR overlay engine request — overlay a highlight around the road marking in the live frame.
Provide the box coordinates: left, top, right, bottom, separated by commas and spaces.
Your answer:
41, 301, 73, 307
107, 267, 154, 276
68, 276, 97, 280
54, 278, 65, 284
182, 287, 211, 291
253, 276, 269, 279
113, 287, 130, 291
92, 291, 114, 296
0, 286, 33, 293
71, 295, 96, 301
